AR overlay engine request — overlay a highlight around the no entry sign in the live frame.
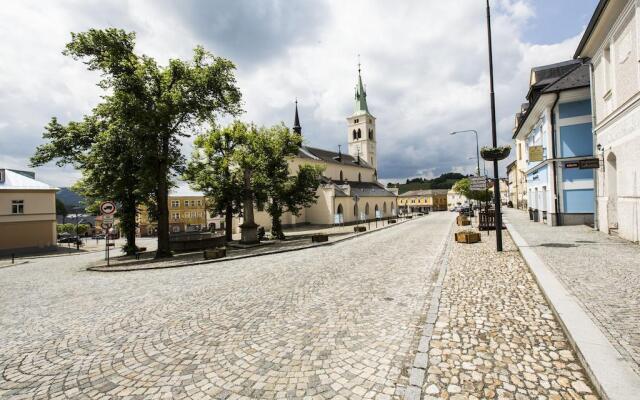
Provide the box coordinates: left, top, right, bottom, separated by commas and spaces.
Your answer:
100, 201, 116, 215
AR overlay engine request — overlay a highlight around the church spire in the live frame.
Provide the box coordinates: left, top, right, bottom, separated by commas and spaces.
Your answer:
354, 58, 369, 116
293, 99, 301, 135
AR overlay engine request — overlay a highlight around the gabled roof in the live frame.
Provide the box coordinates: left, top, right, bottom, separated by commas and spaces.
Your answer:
0, 169, 57, 191
298, 146, 374, 169
334, 180, 396, 198
399, 189, 449, 197
542, 64, 590, 93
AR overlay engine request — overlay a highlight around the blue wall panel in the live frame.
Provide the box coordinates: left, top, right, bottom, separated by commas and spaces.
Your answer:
560, 123, 593, 157
562, 166, 593, 182
563, 189, 594, 213
559, 100, 592, 119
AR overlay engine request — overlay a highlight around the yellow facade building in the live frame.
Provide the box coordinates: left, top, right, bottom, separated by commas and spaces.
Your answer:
0, 169, 58, 255
398, 189, 449, 213
137, 188, 207, 236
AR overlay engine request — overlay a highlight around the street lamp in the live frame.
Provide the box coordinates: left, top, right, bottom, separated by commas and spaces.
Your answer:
467, 156, 487, 176
450, 130, 481, 177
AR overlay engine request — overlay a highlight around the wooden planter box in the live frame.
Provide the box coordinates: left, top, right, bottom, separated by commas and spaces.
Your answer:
456, 216, 470, 226
389, 219, 397, 224
204, 248, 226, 260
311, 234, 328, 243
455, 231, 481, 244
405, 216, 413, 219
354, 226, 367, 233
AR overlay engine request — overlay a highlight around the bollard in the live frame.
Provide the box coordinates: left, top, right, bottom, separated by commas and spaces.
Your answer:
12, 253, 15, 264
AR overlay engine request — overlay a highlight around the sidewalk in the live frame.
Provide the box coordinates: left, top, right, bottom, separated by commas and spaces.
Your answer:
411, 224, 598, 399
504, 208, 640, 377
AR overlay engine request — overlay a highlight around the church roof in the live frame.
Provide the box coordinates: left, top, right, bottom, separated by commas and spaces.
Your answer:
353, 66, 370, 116
298, 145, 374, 170
334, 180, 396, 198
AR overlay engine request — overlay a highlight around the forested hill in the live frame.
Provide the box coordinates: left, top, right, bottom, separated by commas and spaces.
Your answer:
386, 173, 467, 194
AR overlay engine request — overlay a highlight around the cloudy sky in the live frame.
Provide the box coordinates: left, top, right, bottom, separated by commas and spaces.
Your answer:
0, 0, 598, 187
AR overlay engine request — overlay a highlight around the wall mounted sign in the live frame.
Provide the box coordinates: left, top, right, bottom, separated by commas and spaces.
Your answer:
579, 158, 600, 169
564, 162, 579, 169
528, 146, 544, 162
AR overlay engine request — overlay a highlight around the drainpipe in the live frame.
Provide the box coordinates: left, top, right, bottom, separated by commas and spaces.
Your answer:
550, 93, 562, 227
587, 58, 599, 231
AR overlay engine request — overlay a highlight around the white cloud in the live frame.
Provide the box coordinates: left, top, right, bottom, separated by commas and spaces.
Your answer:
0, 0, 584, 186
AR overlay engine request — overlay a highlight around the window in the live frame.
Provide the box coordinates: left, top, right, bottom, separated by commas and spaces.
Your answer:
191, 200, 196, 207
368, 129, 373, 140
358, 172, 361, 182
339, 170, 344, 181
172, 226, 180, 233
197, 200, 202, 206
171, 200, 179, 208
172, 212, 180, 220
357, 128, 362, 139
353, 130, 357, 140
183, 200, 189, 207
11, 200, 24, 214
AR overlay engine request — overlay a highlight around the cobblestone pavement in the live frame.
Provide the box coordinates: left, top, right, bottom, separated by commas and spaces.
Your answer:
505, 209, 640, 376
420, 227, 599, 399
0, 213, 454, 399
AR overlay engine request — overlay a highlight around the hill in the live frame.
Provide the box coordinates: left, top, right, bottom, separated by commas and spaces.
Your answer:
56, 187, 85, 209
387, 173, 467, 194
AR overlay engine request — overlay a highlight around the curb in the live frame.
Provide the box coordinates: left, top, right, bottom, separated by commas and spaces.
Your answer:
404, 219, 455, 400
505, 219, 640, 400
87, 217, 421, 272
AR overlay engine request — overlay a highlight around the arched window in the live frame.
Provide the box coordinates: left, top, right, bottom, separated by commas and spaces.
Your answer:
337, 204, 343, 215
358, 172, 361, 182
383, 202, 387, 214
357, 128, 362, 139
352, 129, 357, 140
374, 204, 379, 218
365, 203, 370, 217
339, 170, 343, 181
391, 201, 395, 215
354, 204, 358, 217
368, 129, 373, 139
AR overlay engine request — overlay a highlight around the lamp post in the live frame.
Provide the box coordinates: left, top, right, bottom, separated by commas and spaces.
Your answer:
450, 130, 481, 177
486, 0, 503, 251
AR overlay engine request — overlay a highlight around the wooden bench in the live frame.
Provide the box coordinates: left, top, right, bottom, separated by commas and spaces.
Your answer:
354, 226, 367, 233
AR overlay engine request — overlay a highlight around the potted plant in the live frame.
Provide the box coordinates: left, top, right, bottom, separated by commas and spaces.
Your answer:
481, 145, 511, 161
455, 230, 481, 244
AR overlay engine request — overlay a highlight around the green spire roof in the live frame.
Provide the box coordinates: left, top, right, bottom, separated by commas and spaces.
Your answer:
353, 67, 369, 116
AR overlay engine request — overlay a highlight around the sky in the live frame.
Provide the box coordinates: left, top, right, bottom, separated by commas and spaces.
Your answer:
0, 0, 599, 187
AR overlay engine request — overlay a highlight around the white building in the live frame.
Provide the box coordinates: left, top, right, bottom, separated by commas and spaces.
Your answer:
512, 60, 596, 226
575, 0, 640, 242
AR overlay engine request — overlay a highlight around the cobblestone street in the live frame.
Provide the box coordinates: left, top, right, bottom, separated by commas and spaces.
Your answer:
0, 213, 454, 399
419, 227, 598, 399
504, 209, 640, 376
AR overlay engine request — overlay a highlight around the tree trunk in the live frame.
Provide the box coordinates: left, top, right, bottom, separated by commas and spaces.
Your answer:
121, 193, 137, 255
240, 169, 258, 244
270, 204, 285, 240
225, 203, 233, 242
155, 135, 172, 258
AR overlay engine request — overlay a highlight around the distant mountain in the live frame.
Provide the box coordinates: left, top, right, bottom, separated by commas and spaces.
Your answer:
386, 172, 468, 194
56, 187, 85, 209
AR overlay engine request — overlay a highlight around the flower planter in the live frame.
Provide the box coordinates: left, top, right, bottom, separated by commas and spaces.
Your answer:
354, 226, 367, 233
389, 219, 397, 224
204, 247, 226, 260
456, 215, 471, 226
455, 231, 481, 244
311, 234, 329, 243
481, 146, 511, 161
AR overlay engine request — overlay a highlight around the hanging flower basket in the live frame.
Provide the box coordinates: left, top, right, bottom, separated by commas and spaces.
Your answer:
481, 145, 511, 161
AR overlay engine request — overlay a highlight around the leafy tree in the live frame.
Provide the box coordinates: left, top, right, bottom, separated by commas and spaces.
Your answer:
184, 121, 248, 241
254, 123, 323, 239
452, 178, 493, 202
33, 28, 242, 258
55, 198, 68, 223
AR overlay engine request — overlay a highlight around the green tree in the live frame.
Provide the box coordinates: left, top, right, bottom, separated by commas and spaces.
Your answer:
55, 198, 68, 223
452, 178, 492, 202
184, 121, 247, 241
254, 123, 323, 239
32, 28, 242, 258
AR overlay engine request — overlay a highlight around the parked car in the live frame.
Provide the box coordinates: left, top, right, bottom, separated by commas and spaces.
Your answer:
92, 234, 106, 240
58, 236, 83, 245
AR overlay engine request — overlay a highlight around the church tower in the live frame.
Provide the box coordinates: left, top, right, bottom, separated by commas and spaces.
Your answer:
347, 64, 377, 171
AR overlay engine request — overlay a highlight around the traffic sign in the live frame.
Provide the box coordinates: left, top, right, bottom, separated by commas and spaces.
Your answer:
102, 215, 115, 225
101, 223, 112, 230
470, 176, 488, 191
100, 201, 116, 215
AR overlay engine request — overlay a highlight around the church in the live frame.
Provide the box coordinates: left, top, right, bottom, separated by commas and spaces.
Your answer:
253, 67, 398, 230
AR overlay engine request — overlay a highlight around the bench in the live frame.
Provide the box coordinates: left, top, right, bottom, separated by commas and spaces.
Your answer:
311, 234, 329, 243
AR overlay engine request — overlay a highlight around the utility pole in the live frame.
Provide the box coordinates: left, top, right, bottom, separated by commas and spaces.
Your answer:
486, 0, 503, 251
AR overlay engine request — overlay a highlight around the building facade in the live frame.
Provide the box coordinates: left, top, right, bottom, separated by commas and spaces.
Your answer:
575, 0, 640, 242
513, 60, 596, 226
137, 190, 207, 236
398, 189, 449, 213
447, 190, 468, 209
0, 169, 57, 255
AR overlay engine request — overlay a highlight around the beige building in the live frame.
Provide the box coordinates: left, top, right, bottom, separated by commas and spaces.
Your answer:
0, 169, 57, 255
398, 189, 449, 213
253, 68, 397, 231
447, 190, 468, 209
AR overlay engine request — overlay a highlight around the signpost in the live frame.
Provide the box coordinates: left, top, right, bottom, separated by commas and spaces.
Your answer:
100, 201, 116, 266
470, 176, 488, 191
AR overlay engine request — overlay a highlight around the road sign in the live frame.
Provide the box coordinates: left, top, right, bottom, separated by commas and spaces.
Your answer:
102, 215, 115, 225
470, 176, 488, 191
579, 158, 600, 169
100, 201, 116, 215
101, 223, 112, 230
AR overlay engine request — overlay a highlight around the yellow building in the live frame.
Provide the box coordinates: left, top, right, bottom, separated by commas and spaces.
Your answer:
0, 169, 58, 255
137, 188, 207, 236
398, 189, 449, 213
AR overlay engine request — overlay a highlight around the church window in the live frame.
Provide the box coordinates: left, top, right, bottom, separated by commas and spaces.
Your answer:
357, 128, 361, 139
365, 203, 370, 217
339, 170, 343, 181
337, 204, 343, 215
358, 172, 361, 182
383, 202, 387, 213
352, 129, 357, 140
368, 129, 373, 139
